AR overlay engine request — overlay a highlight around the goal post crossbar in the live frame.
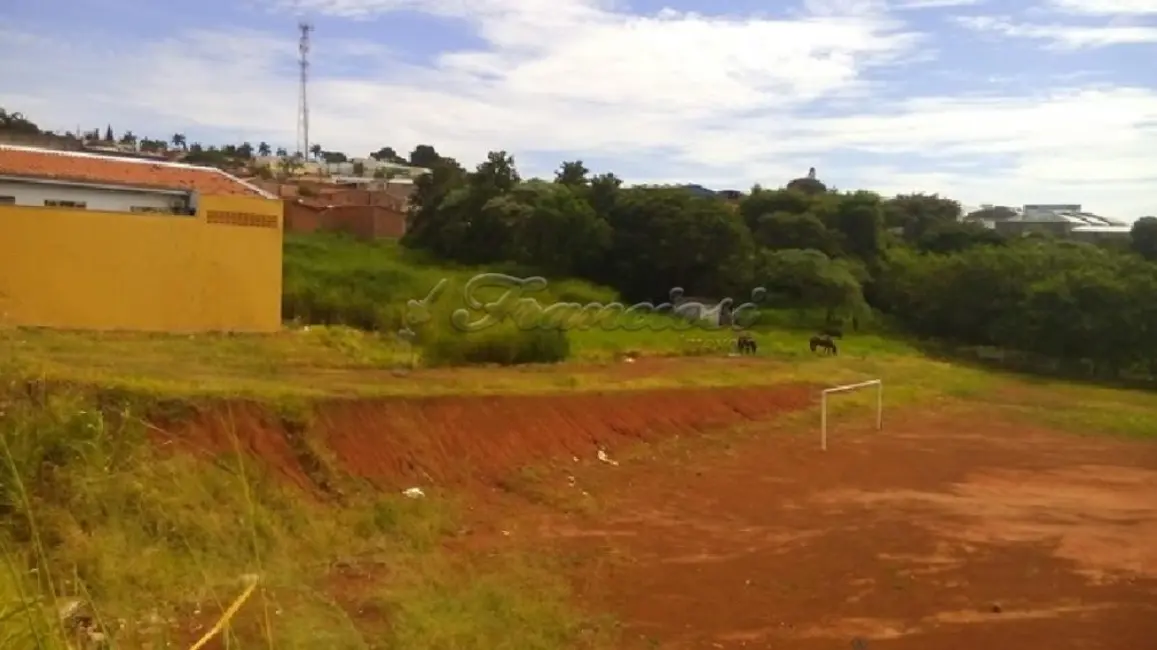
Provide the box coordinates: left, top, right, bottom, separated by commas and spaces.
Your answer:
820, 379, 883, 451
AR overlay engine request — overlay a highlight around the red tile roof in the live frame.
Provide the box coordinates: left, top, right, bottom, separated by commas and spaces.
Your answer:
0, 145, 274, 198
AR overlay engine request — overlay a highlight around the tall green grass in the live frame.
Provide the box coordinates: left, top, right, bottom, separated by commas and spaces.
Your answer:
282, 233, 616, 335
0, 372, 616, 649
284, 233, 625, 367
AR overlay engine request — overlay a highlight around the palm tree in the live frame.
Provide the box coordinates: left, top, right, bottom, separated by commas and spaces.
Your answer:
258, 141, 271, 157
309, 143, 322, 160
171, 133, 187, 150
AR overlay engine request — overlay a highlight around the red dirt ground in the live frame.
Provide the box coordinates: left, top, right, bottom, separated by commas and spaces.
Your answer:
158, 383, 818, 491
155, 384, 1157, 649
479, 404, 1157, 649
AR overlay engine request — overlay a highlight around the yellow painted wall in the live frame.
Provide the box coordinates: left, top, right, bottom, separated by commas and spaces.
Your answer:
0, 194, 284, 333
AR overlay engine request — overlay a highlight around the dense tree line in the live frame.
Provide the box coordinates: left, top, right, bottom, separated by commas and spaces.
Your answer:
403, 151, 1157, 379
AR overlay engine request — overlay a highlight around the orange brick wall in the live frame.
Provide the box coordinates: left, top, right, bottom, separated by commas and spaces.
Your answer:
284, 202, 406, 239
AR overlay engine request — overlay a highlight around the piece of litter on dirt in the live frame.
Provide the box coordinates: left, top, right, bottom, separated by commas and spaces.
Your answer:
501, 530, 511, 536
57, 598, 86, 623
597, 449, 619, 466
402, 487, 425, 499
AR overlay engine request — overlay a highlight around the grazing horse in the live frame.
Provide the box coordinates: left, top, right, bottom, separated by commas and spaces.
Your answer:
809, 334, 838, 356
736, 332, 757, 355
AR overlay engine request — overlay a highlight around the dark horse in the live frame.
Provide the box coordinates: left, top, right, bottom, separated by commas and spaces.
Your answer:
809, 334, 838, 355
736, 332, 757, 355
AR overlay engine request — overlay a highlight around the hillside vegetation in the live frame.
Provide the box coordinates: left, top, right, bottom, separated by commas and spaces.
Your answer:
276, 151, 1157, 383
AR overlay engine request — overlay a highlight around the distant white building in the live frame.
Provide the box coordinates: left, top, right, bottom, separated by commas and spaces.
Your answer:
254, 155, 430, 180
1022, 203, 1083, 219
989, 203, 1132, 240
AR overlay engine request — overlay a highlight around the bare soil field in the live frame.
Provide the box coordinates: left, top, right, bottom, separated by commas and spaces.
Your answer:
143, 379, 1157, 649
482, 405, 1157, 649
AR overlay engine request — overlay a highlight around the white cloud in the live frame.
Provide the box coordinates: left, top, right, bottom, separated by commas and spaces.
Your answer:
0, 0, 1155, 218
890, 0, 985, 9
1046, 0, 1157, 15
956, 15, 1157, 48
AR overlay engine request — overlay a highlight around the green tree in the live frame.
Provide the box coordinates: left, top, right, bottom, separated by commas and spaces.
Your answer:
817, 190, 886, 268
915, 221, 1005, 254
606, 188, 755, 302
1130, 216, 1157, 261
554, 160, 590, 187
738, 188, 814, 233
752, 212, 838, 255
884, 192, 962, 240
586, 172, 622, 216
754, 249, 866, 321
403, 151, 520, 265
496, 181, 611, 277
371, 146, 404, 163
402, 157, 469, 257
409, 144, 441, 168
471, 150, 520, 194
0, 108, 41, 134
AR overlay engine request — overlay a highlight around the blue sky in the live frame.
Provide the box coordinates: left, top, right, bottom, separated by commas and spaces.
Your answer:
1, 0, 1154, 218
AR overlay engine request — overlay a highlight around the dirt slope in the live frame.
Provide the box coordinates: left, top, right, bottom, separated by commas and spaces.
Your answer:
155, 383, 818, 490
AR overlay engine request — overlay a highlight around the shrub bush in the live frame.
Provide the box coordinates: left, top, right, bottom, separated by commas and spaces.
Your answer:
421, 320, 571, 367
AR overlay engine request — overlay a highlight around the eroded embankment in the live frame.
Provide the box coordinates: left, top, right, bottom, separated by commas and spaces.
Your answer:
153, 383, 819, 491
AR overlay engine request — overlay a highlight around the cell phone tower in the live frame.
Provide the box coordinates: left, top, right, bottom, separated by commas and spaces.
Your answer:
296, 20, 314, 159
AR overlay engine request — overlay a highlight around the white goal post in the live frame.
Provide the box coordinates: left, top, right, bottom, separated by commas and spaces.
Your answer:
820, 379, 883, 451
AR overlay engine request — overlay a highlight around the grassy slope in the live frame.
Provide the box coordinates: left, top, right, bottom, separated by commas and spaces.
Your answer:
2, 236, 1155, 649
7, 322, 1154, 440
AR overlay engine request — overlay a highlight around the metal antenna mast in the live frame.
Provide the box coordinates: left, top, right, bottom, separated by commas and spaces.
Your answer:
296, 21, 313, 159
